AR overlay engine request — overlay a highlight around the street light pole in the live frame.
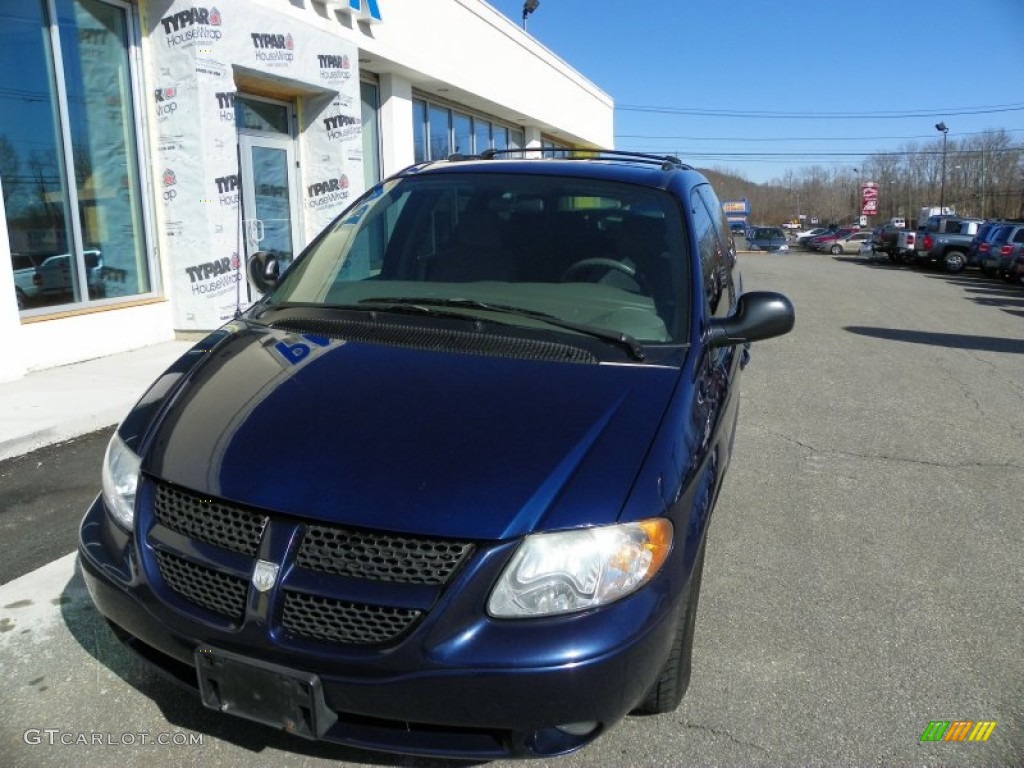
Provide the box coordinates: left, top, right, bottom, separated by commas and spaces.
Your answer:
522, 0, 539, 30
935, 122, 949, 213
853, 167, 861, 223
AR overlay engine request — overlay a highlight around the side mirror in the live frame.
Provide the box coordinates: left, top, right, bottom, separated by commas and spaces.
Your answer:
706, 291, 795, 348
247, 251, 280, 294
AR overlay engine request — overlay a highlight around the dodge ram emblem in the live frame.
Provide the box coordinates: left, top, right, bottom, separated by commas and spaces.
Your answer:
252, 560, 279, 592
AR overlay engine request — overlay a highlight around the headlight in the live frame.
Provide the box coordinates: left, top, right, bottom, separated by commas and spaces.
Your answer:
488, 518, 673, 618
101, 432, 141, 530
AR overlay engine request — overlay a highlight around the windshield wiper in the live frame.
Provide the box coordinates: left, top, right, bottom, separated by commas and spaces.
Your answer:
359, 297, 646, 361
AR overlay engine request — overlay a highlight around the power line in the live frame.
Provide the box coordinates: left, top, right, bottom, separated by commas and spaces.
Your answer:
618, 147, 1024, 159
614, 128, 1024, 142
615, 102, 1024, 119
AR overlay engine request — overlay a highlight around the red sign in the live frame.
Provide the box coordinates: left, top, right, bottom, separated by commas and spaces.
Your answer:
861, 182, 879, 216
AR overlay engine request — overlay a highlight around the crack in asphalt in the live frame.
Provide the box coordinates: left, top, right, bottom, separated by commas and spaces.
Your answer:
763, 430, 1024, 471
934, 356, 1024, 445
680, 720, 771, 754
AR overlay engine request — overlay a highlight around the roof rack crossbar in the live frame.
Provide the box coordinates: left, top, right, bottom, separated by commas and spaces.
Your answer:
476, 147, 691, 171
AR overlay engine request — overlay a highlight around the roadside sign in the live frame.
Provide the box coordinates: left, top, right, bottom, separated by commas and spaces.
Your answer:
861, 182, 879, 216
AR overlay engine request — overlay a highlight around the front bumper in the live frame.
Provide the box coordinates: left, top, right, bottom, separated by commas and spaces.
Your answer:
78, 494, 683, 759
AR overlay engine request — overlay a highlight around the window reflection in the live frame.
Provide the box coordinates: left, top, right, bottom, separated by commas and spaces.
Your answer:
1, 1, 73, 308
411, 98, 534, 163
428, 104, 450, 161
413, 99, 426, 164
474, 119, 491, 154
452, 112, 471, 156
2, 0, 149, 313
360, 81, 381, 188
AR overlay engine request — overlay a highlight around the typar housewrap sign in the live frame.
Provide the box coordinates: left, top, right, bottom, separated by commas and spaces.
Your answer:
146, 0, 362, 330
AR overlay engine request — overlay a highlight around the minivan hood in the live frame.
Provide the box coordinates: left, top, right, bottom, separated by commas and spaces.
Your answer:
142, 324, 680, 541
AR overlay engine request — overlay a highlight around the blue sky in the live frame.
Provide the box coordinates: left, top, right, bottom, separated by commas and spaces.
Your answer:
488, 0, 1024, 184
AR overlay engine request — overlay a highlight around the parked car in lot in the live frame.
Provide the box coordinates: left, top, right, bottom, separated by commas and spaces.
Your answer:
871, 223, 909, 261
982, 222, 1024, 280
795, 227, 829, 246
826, 230, 873, 255
32, 249, 105, 299
967, 221, 1008, 269
1010, 253, 1024, 285
745, 226, 789, 252
911, 215, 983, 273
807, 227, 858, 252
78, 150, 794, 760
10, 252, 44, 309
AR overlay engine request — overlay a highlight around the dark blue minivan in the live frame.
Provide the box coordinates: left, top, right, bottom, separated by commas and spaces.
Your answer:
79, 151, 793, 759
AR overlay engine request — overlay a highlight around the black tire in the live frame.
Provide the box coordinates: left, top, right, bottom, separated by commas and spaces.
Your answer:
943, 250, 966, 273
830, 244, 842, 255
15, 288, 26, 310
633, 541, 707, 715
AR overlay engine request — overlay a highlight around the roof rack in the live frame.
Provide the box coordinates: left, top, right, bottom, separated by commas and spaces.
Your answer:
472, 147, 691, 172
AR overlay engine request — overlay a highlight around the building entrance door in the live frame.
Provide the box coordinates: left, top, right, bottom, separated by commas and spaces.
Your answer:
235, 95, 300, 298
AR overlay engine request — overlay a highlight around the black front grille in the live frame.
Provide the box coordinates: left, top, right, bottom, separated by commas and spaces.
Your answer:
146, 479, 474, 646
153, 482, 268, 556
154, 550, 248, 622
298, 525, 474, 585
281, 590, 421, 645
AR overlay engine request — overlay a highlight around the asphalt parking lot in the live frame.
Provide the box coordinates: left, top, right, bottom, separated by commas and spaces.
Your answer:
1, 251, 1021, 767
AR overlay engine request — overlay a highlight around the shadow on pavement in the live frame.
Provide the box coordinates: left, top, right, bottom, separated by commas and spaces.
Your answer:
60, 562, 481, 768
844, 326, 1024, 355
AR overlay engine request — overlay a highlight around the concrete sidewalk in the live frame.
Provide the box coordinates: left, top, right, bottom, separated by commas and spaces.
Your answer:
0, 340, 196, 462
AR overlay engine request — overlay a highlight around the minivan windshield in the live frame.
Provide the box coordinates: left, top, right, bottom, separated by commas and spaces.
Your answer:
265, 172, 691, 343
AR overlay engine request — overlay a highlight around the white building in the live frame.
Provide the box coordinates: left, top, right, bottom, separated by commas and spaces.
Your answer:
0, 0, 613, 382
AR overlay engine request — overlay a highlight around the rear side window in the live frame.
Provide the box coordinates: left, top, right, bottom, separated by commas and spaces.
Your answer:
992, 226, 1013, 244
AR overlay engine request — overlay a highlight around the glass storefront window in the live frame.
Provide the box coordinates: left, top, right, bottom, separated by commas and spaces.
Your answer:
412, 99, 427, 164
360, 81, 381, 189
411, 98, 526, 163
452, 112, 471, 156
493, 126, 508, 153
428, 104, 450, 161
2, 0, 150, 314
2, 1, 72, 310
474, 119, 491, 154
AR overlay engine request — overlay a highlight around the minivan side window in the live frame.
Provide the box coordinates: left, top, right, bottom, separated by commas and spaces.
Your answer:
696, 185, 736, 317
690, 187, 734, 321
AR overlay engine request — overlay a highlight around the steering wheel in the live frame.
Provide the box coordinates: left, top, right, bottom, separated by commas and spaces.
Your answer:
561, 257, 648, 294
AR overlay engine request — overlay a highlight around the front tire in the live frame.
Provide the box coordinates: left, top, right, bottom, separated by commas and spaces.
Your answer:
633, 541, 707, 715
830, 244, 842, 255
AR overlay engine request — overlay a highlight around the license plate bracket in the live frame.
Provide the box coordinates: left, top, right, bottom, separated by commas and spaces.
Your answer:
195, 646, 337, 739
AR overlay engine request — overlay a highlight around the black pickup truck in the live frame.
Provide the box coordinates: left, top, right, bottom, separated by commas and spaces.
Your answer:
871, 223, 906, 261
912, 215, 984, 272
